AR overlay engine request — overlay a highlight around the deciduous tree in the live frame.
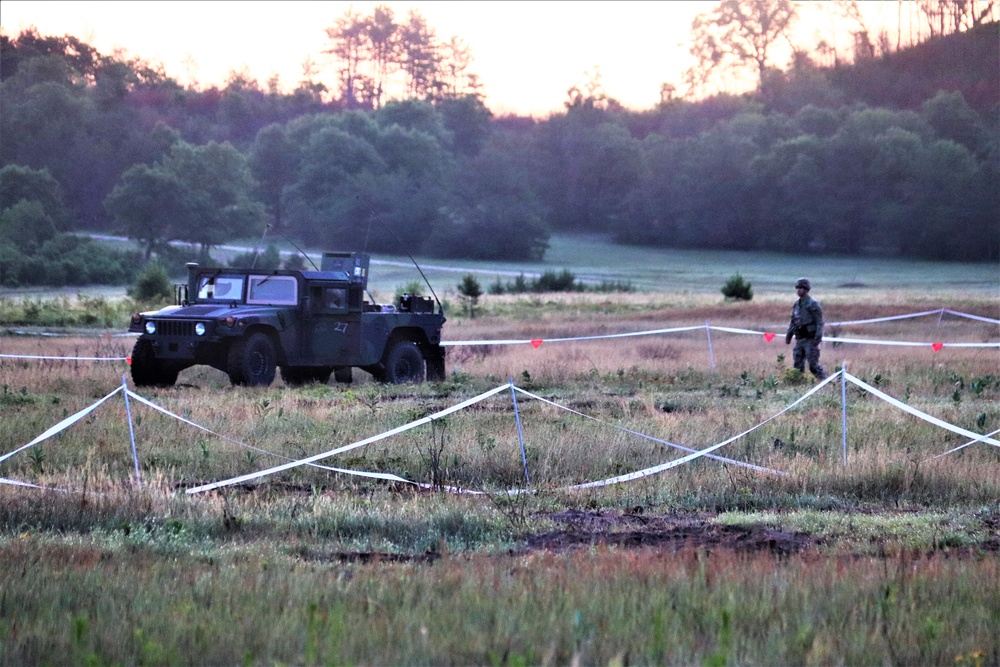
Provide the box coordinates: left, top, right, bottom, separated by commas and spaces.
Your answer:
106, 141, 266, 257
687, 0, 799, 96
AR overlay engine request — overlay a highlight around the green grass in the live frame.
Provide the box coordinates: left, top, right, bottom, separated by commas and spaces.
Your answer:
2, 536, 997, 666
716, 508, 995, 552
21, 232, 996, 305
346, 232, 999, 296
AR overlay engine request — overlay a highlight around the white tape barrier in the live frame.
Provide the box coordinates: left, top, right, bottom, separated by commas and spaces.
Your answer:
827, 308, 1000, 327
945, 309, 1000, 325
185, 384, 512, 494
0, 477, 73, 493
0, 387, 123, 464
511, 387, 786, 477
0, 384, 416, 492
128, 391, 484, 494
8, 330, 136, 338
843, 373, 1000, 448
823, 337, 997, 348
558, 373, 843, 490
441, 325, 705, 347
826, 308, 948, 326
3, 305, 995, 361
124, 390, 416, 485
188, 370, 1000, 495
187, 377, 836, 497
707, 324, 972, 347
443, 324, 998, 349
1, 477, 47, 489
929, 428, 1000, 460
0, 354, 128, 361
128, 386, 785, 493
6, 371, 996, 496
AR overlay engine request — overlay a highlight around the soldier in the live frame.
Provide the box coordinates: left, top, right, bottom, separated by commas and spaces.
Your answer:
785, 278, 827, 380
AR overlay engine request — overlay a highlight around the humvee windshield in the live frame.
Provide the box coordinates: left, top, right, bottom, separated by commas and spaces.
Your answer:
198, 274, 245, 302
247, 275, 298, 305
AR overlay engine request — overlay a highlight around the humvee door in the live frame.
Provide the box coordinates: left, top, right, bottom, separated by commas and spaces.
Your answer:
298, 282, 361, 365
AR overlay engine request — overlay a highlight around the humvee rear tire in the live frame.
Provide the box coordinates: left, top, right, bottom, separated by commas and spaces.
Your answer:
130, 339, 179, 388
382, 341, 425, 384
281, 366, 333, 386
227, 333, 277, 386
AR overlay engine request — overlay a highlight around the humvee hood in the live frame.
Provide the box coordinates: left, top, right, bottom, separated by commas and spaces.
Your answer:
149, 304, 276, 319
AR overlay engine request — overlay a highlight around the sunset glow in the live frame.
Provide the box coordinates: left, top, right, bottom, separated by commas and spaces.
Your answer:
1, 0, 906, 116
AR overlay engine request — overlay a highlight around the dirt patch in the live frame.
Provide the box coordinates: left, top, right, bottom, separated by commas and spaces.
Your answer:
290, 508, 999, 565
519, 509, 819, 556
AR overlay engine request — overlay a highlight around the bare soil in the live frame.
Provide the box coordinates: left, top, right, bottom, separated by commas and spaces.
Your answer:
520, 509, 819, 556
306, 508, 1000, 565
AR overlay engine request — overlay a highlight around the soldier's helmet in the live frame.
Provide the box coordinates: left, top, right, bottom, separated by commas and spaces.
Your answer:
795, 278, 811, 290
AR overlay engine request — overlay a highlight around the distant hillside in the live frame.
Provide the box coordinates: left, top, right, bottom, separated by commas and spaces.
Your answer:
828, 21, 999, 114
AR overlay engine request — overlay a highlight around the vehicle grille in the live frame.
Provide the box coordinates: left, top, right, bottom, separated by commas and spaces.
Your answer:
155, 319, 197, 337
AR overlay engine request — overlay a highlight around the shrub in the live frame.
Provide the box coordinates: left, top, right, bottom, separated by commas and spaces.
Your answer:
394, 281, 424, 303
0, 200, 57, 253
721, 273, 753, 301
283, 253, 307, 271
230, 244, 281, 270
488, 277, 506, 295
534, 269, 579, 293
128, 262, 174, 302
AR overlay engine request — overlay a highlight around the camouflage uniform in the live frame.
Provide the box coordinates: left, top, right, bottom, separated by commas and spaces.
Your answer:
785, 278, 827, 380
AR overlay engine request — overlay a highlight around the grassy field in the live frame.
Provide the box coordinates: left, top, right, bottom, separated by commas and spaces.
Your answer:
1, 238, 998, 665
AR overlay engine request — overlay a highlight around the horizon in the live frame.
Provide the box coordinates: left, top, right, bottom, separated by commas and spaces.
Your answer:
1, 0, 916, 117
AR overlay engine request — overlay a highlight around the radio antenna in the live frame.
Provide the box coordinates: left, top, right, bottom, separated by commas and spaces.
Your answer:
367, 208, 442, 313
250, 223, 269, 269
267, 224, 319, 271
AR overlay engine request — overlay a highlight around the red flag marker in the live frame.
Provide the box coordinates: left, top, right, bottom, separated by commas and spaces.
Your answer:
531, 339, 543, 349
126, 356, 132, 365
932, 342, 944, 352
763, 332, 775, 342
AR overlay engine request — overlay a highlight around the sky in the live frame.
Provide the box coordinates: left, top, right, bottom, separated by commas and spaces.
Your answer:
1, 1, 902, 117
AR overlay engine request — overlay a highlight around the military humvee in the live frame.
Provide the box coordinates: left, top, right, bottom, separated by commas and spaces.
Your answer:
127, 252, 446, 387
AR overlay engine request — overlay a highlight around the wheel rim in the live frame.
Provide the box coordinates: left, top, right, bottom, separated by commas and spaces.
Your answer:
243, 335, 275, 385
248, 349, 267, 378
394, 357, 417, 380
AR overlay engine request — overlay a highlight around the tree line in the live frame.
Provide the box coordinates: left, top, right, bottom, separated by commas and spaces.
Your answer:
1, 4, 997, 287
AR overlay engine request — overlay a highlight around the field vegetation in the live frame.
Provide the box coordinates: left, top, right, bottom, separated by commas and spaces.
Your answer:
1, 243, 998, 665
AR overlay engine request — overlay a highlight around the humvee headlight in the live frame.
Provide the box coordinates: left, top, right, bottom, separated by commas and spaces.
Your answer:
145, 321, 157, 335
224, 316, 235, 327
195, 322, 206, 336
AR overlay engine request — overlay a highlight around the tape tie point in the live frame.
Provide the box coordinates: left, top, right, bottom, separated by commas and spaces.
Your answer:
125, 356, 132, 365
932, 342, 944, 352
763, 332, 775, 342
531, 339, 543, 349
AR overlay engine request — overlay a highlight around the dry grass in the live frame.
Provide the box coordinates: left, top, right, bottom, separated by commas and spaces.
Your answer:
2, 294, 996, 500
1, 285, 998, 665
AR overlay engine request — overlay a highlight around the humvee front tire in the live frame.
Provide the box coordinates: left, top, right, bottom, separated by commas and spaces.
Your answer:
227, 332, 277, 386
382, 341, 425, 384
130, 339, 179, 387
